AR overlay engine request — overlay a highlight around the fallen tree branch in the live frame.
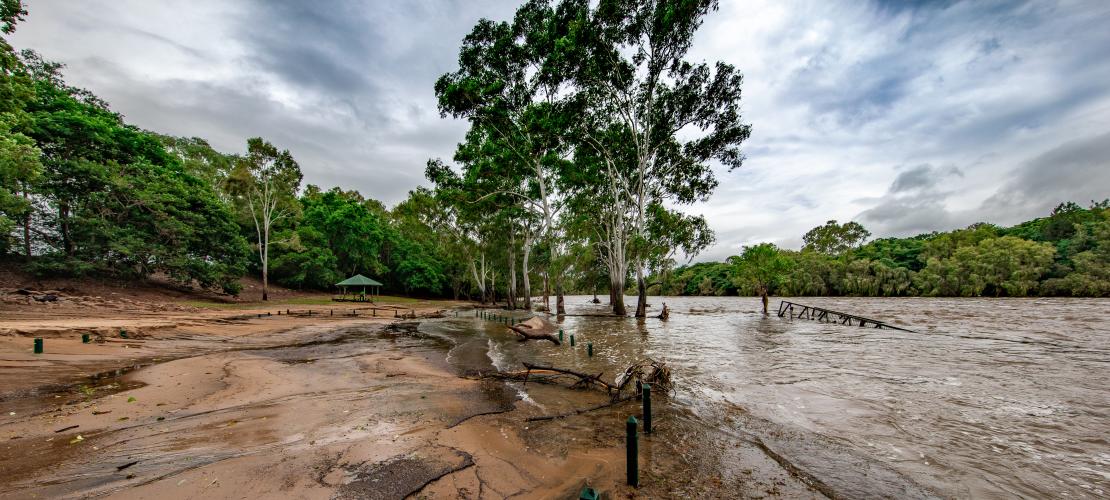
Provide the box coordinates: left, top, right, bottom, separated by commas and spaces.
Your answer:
448, 407, 515, 428
522, 362, 612, 391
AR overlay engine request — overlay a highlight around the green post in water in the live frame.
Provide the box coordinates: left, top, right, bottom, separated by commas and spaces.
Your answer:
559, 329, 564, 342
33, 338, 43, 354
82, 333, 90, 343
643, 383, 652, 434
579, 487, 600, 500
570, 334, 575, 346
119, 329, 128, 339
588, 343, 594, 357
626, 416, 639, 487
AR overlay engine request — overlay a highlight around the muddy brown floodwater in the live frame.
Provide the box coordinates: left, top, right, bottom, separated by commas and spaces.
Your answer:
453, 296, 1107, 498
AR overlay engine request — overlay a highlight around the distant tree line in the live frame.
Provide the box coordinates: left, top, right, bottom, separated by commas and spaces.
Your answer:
651, 202, 1110, 300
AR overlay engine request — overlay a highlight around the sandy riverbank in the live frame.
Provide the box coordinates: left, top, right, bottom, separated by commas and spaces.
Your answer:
1, 288, 817, 498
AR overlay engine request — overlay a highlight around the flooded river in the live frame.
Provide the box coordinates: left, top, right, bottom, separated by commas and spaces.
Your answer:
429, 296, 1109, 498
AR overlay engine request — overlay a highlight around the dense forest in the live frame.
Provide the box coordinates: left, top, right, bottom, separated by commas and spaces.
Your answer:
655, 204, 1110, 306
2, 0, 1107, 314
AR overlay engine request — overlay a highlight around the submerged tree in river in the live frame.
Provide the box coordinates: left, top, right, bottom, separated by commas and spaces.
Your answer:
730, 243, 793, 315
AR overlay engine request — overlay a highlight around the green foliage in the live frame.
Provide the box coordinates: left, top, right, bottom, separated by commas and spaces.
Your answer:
854, 236, 926, 271
802, 220, 871, 255
654, 203, 1108, 298
0, 113, 39, 250
656, 261, 735, 296
0, 0, 25, 35
3, 46, 248, 293
728, 243, 793, 296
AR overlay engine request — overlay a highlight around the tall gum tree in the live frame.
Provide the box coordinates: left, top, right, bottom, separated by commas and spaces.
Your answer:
227, 138, 302, 301
435, 0, 578, 314
561, 0, 752, 317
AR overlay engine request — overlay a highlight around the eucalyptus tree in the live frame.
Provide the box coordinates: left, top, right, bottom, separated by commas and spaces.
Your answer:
435, 0, 579, 314
560, 0, 751, 317
226, 138, 302, 301
426, 158, 507, 304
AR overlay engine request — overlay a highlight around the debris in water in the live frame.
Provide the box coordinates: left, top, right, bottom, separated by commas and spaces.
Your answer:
54, 425, 79, 433
116, 461, 139, 471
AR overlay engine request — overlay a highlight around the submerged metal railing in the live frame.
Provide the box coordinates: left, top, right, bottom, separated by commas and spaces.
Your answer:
777, 300, 914, 332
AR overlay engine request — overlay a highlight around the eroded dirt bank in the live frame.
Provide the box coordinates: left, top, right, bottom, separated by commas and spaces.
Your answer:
1, 301, 819, 498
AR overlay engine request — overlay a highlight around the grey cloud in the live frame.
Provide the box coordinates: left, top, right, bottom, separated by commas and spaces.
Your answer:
889, 164, 962, 193
856, 164, 963, 236
981, 132, 1110, 219
238, 1, 379, 93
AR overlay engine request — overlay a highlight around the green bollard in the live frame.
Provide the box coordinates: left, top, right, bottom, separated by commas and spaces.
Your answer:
119, 330, 128, 339
33, 337, 43, 354
643, 383, 652, 435
82, 333, 90, 344
579, 486, 600, 500
559, 329, 564, 342
570, 334, 575, 346
588, 343, 593, 357
626, 415, 639, 487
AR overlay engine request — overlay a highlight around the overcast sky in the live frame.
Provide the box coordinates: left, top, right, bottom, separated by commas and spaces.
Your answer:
10, 0, 1110, 261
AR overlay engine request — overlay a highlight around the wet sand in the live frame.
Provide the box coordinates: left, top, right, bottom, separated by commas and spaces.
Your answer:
1, 299, 818, 499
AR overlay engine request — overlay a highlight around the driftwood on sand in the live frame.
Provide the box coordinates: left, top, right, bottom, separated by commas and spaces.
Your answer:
507, 324, 561, 345
517, 358, 672, 421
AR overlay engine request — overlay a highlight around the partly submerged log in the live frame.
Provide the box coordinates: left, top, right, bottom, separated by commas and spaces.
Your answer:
515, 358, 672, 400
522, 361, 611, 391
508, 325, 560, 345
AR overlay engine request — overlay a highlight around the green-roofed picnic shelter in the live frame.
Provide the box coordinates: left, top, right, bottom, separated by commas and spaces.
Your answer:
334, 274, 383, 302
